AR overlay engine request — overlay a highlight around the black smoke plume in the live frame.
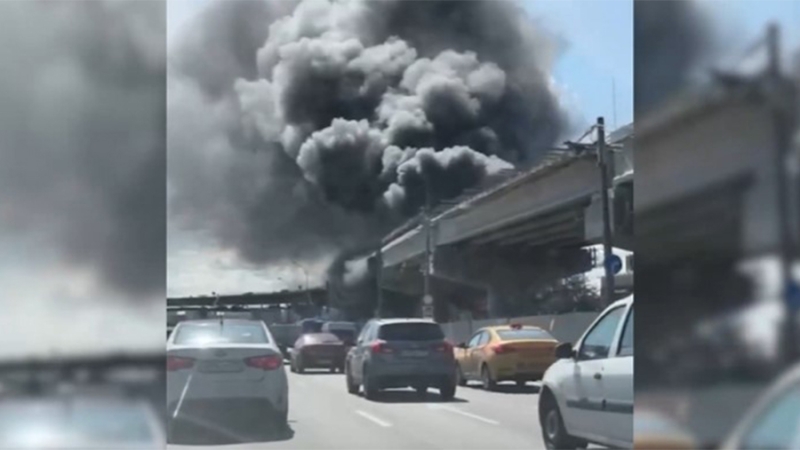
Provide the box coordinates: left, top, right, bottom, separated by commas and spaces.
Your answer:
169, 0, 567, 278
634, 0, 717, 116
0, 1, 165, 299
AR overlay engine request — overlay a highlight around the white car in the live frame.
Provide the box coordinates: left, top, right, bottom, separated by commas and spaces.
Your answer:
539, 295, 634, 449
720, 362, 800, 449
166, 318, 289, 427
0, 395, 165, 449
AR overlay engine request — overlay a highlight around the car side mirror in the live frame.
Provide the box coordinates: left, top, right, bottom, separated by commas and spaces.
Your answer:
457, 342, 467, 349
555, 342, 574, 359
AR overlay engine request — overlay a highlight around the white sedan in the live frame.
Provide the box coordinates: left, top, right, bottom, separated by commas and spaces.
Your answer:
721, 361, 800, 449
166, 318, 289, 428
539, 295, 634, 449
0, 396, 164, 449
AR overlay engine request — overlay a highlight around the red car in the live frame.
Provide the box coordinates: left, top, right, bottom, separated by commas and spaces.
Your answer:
290, 332, 347, 374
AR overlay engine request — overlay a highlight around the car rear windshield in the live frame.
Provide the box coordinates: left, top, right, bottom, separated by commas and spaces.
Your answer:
300, 320, 323, 333
329, 329, 356, 342
496, 329, 555, 341
173, 322, 269, 345
378, 323, 444, 341
305, 333, 341, 344
0, 400, 157, 446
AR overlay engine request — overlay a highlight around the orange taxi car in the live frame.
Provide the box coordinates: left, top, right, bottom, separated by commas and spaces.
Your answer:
454, 324, 558, 390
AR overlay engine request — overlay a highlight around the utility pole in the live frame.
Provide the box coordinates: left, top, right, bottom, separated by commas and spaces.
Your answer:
375, 245, 384, 318
422, 177, 434, 319
563, 117, 616, 306
764, 24, 799, 364
597, 117, 616, 306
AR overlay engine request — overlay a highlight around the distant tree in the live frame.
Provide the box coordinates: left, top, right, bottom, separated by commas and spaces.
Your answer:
539, 274, 603, 314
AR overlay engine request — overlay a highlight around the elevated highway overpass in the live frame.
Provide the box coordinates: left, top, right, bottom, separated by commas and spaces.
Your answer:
633, 64, 799, 385
167, 288, 327, 309
369, 124, 634, 318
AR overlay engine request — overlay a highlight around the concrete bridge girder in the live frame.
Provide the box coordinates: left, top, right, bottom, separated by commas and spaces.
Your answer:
432, 245, 586, 291
380, 241, 594, 320
637, 97, 784, 258
380, 156, 603, 269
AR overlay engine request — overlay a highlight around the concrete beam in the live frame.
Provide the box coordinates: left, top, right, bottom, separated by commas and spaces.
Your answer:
381, 157, 600, 268
637, 99, 783, 256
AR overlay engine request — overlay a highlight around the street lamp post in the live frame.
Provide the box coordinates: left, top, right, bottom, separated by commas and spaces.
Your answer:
763, 24, 800, 364
376, 245, 384, 318
422, 176, 434, 319
290, 260, 313, 305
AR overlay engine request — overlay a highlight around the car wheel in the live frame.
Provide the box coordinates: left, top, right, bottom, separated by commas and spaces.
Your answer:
516, 380, 526, 388
345, 365, 359, 394
330, 366, 337, 373
481, 364, 497, 391
541, 393, 587, 450
414, 385, 427, 397
296, 357, 305, 374
276, 406, 288, 428
439, 382, 456, 401
363, 367, 379, 400
457, 366, 467, 386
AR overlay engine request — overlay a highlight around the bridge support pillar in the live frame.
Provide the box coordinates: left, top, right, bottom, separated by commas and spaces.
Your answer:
486, 287, 501, 319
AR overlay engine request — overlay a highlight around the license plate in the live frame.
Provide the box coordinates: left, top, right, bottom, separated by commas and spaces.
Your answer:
316, 359, 332, 365
201, 361, 241, 372
402, 350, 429, 357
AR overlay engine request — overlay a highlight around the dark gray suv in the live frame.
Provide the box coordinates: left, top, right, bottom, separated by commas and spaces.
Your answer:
344, 318, 457, 400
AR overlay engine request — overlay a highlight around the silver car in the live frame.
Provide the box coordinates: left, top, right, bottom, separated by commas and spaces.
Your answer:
344, 318, 457, 400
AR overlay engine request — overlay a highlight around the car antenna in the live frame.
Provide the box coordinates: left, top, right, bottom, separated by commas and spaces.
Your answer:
212, 292, 223, 330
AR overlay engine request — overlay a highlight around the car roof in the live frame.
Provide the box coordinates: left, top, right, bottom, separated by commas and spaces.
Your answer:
610, 295, 634, 308
757, 362, 800, 397
373, 318, 438, 326
722, 361, 800, 447
175, 318, 264, 326
325, 321, 356, 327
482, 324, 546, 332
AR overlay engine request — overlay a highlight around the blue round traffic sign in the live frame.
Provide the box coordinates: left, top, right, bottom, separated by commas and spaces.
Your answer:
605, 254, 623, 275
787, 281, 800, 312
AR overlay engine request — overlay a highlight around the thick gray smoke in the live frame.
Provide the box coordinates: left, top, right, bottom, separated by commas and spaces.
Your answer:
169, 0, 566, 268
634, 0, 717, 115
0, 1, 165, 299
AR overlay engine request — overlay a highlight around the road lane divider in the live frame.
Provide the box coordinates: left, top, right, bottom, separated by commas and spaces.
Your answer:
355, 410, 392, 427
172, 373, 193, 419
427, 404, 500, 425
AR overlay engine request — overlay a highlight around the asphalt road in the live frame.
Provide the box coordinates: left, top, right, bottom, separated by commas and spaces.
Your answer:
167, 364, 606, 449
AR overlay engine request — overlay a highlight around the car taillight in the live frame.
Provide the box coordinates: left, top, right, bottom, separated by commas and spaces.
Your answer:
433, 341, 453, 353
492, 344, 516, 354
166, 356, 194, 371
245, 354, 283, 370
370, 340, 394, 354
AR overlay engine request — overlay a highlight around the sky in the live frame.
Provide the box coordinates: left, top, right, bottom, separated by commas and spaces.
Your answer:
522, 0, 633, 131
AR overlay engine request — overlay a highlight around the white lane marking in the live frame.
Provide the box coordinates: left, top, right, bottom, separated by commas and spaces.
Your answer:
355, 410, 392, 427
172, 373, 193, 419
428, 404, 499, 425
